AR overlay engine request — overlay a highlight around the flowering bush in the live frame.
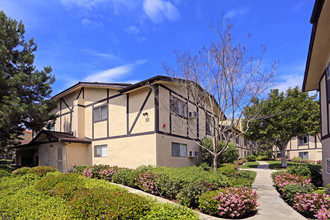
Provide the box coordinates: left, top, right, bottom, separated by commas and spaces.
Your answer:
99, 166, 120, 181
317, 160, 322, 164
293, 192, 330, 219
199, 187, 258, 218
287, 158, 293, 162
274, 173, 312, 191
134, 172, 159, 195
83, 168, 93, 178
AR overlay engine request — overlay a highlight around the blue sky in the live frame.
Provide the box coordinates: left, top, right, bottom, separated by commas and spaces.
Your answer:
0, 0, 314, 96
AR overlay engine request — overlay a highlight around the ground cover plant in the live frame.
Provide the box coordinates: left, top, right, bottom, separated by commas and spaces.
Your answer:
271, 164, 329, 219
79, 164, 258, 218
0, 166, 199, 219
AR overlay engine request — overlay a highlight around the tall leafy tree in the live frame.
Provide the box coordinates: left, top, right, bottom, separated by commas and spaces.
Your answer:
244, 87, 320, 167
0, 11, 56, 156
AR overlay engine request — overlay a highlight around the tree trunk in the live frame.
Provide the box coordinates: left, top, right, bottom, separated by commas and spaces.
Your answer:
280, 147, 287, 168
213, 154, 218, 173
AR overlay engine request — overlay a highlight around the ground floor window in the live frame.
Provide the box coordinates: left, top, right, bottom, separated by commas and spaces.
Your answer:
299, 152, 309, 160
172, 143, 187, 157
94, 144, 108, 157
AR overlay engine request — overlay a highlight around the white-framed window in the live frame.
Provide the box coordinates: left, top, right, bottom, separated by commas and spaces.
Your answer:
170, 97, 187, 118
299, 152, 309, 160
171, 142, 187, 157
94, 144, 108, 157
298, 135, 309, 145
94, 105, 108, 122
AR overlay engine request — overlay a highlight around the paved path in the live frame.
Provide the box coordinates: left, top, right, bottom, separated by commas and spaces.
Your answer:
111, 162, 306, 220
244, 161, 306, 220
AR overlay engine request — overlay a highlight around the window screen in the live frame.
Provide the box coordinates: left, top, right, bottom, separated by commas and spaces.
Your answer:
171, 143, 187, 157
94, 105, 108, 122
94, 145, 108, 157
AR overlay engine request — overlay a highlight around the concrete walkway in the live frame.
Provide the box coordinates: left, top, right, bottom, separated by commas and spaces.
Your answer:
111, 162, 306, 220
244, 161, 306, 220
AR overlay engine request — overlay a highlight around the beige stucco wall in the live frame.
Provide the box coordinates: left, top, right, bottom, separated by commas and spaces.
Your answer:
320, 76, 327, 136
91, 134, 157, 168
109, 95, 127, 136
322, 138, 330, 187
129, 88, 155, 134
156, 133, 199, 167
66, 143, 92, 171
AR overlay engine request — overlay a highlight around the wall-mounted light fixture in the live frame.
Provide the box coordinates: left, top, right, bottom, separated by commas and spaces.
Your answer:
143, 112, 148, 116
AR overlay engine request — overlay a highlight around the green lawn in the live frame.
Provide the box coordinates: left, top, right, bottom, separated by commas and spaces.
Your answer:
239, 162, 259, 169
263, 160, 322, 170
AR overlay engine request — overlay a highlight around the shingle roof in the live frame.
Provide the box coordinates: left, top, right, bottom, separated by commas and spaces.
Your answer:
14, 130, 91, 148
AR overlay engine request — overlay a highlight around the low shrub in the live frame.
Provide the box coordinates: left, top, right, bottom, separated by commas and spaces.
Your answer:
199, 187, 258, 218
74, 165, 88, 175
50, 182, 86, 201
198, 162, 212, 171
293, 157, 302, 163
29, 166, 59, 177
245, 154, 256, 162
271, 170, 286, 180
218, 164, 237, 176
145, 203, 199, 220
308, 164, 323, 187
35, 173, 83, 193
112, 168, 142, 188
228, 170, 257, 187
287, 158, 293, 162
287, 164, 311, 177
176, 180, 218, 208
274, 173, 312, 192
293, 192, 330, 219
300, 159, 309, 164
12, 167, 31, 175
0, 169, 11, 177
99, 166, 120, 181
317, 160, 322, 164
0, 185, 70, 219
68, 187, 151, 219
256, 155, 268, 161
134, 172, 159, 195
281, 184, 313, 205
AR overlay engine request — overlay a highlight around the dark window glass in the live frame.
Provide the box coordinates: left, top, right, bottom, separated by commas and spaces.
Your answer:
94, 105, 108, 122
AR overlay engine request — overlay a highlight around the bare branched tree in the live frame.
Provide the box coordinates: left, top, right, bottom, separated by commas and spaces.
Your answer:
162, 22, 277, 171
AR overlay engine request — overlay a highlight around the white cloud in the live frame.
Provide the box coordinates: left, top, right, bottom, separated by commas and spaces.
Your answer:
224, 6, 249, 19
125, 25, 140, 35
81, 18, 104, 27
60, 0, 107, 11
273, 61, 305, 92
143, 0, 180, 23
83, 59, 147, 82
291, 2, 305, 13
82, 49, 121, 61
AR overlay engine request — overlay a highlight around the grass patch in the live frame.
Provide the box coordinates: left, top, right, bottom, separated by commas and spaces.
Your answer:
239, 162, 259, 169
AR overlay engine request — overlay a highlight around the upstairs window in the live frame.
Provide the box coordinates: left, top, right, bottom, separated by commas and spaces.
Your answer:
298, 135, 309, 145
94, 105, 108, 122
170, 97, 187, 118
206, 114, 215, 135
236, 136, 239, 144
172, 143, 187, 157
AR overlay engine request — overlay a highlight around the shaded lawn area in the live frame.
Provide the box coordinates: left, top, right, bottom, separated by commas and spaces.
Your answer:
264, 160, 322, 170
239, 162, 259, 169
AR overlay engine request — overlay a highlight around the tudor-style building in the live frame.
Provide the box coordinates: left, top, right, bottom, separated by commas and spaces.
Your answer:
302, 0, 330, 186
15, 76, 220, 171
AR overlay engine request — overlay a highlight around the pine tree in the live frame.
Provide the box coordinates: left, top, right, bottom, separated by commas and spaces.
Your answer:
0, 11, 56, 156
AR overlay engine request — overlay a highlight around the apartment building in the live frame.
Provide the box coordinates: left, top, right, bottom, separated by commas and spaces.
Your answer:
273, 134, 322, 161
15, 76, 222, 172
302, 0, 330, 185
